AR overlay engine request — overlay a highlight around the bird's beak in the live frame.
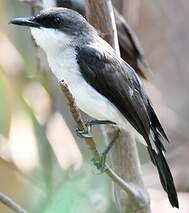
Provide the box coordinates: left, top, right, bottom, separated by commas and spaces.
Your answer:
9, 17, 40, 28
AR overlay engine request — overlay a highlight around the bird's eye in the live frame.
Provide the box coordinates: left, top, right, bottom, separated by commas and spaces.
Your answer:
52, 17, 61, 27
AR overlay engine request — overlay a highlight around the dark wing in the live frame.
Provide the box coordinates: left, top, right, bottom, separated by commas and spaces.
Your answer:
76, 44, 165, 145
76, 45, 178, 208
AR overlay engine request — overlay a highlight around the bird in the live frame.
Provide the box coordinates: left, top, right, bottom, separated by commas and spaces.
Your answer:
10, 8, 178, 207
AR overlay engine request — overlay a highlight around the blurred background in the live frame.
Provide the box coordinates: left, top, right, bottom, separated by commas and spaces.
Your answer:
0, 0, 189, 212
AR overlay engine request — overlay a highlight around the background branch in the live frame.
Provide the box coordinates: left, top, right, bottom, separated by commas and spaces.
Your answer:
85, 0, 120, 54
0, 192, 29, 213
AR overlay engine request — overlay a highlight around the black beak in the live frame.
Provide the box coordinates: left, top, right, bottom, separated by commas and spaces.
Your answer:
9, 17, 40, 28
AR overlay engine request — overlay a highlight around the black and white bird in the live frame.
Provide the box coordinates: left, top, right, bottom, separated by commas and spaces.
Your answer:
10, 8, 178, 207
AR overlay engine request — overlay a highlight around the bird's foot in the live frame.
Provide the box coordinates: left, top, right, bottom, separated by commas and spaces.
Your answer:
76, 120, 94, 138
76, 120, 115, 139
92, 129, 120, 173
76, 127, 92, 139
91, 152, 108, 173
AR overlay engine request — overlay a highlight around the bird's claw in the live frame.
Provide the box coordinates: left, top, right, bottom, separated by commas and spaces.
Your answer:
91, 152, 108, 173
76, 121, 94, 139
76, 128, 92, 139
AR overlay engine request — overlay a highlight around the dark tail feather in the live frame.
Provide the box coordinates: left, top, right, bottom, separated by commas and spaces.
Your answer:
148, 101, 169, 142
147, 146, 179, 208
145, 93, 178, 207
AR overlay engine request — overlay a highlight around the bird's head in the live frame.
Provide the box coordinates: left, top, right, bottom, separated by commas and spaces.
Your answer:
10, 8, 94, 52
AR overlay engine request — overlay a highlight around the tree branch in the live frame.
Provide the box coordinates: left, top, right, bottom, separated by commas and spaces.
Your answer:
85, 0, 120, 54
0, 192, 29, 213
59, 80, 101, 163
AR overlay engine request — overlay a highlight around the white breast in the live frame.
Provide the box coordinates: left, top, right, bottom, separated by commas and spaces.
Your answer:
47, 47, 129, 128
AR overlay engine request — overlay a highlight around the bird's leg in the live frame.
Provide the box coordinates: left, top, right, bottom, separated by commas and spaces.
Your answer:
76, 119, 116, 139
92, 129, 121, 172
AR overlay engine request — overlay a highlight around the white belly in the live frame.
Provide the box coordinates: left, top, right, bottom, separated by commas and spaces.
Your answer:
47, 47, 128, 128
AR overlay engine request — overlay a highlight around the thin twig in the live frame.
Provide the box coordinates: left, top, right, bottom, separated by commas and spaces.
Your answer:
0, 192, 29, 213
59, 80, 106, 162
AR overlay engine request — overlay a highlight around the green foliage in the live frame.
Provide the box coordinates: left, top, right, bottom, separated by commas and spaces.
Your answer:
44, 167, 115, 213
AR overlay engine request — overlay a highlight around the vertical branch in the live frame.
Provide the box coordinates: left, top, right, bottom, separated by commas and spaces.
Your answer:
85, 0, 120, 55
85, 0, 151, 212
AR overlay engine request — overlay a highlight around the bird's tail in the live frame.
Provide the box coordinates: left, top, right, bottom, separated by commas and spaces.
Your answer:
147, 132, 179, 208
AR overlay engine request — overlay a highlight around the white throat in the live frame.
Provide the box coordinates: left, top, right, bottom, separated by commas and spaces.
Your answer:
31, 27, 74, 54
